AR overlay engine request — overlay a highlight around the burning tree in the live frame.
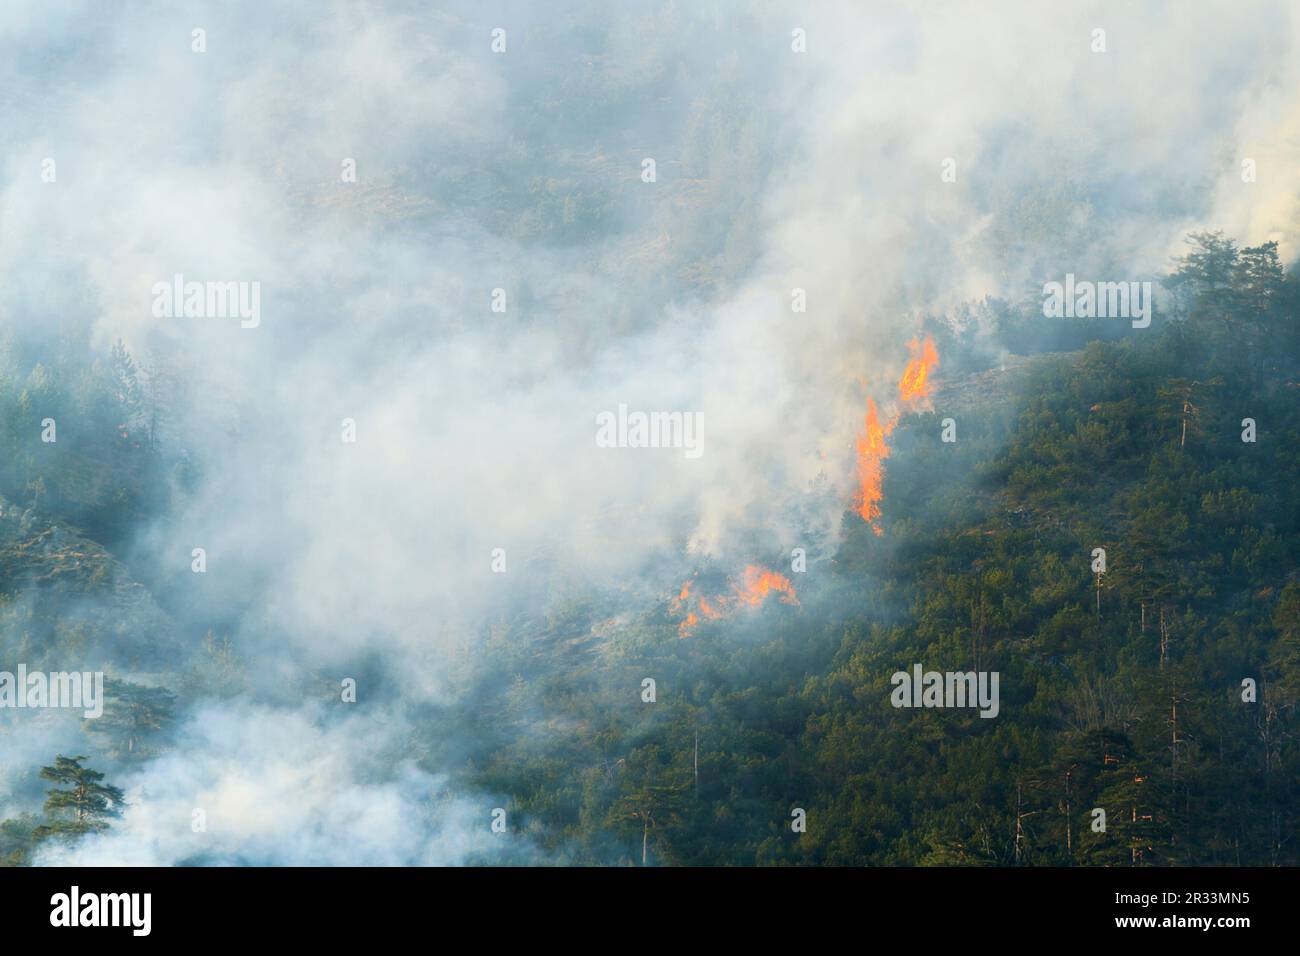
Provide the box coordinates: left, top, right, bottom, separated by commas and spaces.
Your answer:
853, 334, 940, 534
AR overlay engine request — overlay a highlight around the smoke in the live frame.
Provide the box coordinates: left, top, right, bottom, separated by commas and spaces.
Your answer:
32, 704, 515, 866
2, 0, 1298, 863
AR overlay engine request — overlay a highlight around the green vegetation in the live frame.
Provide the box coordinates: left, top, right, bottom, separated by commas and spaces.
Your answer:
457, 232, 1300, 865
1, 231, 1296, 866
2, 756, 127, 864
31, 755, 125, 843
0, 336, 167, 547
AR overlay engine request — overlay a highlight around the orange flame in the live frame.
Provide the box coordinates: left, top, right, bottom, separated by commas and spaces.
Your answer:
898, 335, 940, 404
733, 565, 800, 608
673, 565, 799, 637
853, 335, 941, 534
697, 595, 723, 620
854, 398, 893, 535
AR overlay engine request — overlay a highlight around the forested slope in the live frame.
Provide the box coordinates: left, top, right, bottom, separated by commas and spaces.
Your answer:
462, 233, 1300, 865
2, 232, 1297, 866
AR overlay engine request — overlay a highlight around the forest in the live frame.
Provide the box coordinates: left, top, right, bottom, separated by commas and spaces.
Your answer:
456, 231, 1300, 865
1, 230, 1297, 866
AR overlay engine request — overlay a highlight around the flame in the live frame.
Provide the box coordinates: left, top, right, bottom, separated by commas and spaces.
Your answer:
673, 565, 799, 636
852, 335, 941, 534
854, 398, 893, 535
733, 565, 800, 608
898, 334, 940, 404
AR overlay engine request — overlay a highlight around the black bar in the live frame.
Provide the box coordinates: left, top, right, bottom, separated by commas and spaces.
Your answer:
0, 866, 1283, 942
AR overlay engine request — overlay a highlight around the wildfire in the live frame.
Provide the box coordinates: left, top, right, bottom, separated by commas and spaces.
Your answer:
898, 335, 940, 404
854, 398, 893, 534
733, 564, 800, 608
853, 335, 941, 535
673, 565, 799, 637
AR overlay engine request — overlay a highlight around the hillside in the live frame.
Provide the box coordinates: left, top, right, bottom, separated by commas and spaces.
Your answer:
2, 231, 1298, 867
454, 238, 1300, 865
0, 496, 178, 670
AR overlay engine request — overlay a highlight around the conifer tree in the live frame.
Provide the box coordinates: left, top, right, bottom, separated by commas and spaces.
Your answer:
32, 755, 125, 841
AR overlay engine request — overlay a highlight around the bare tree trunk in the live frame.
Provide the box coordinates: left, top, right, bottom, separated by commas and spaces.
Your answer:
1131, 806, 1137, 864
1015, 780, 1022, 865
1171, 697, 1178, 778
1159, 607, 1170, 670
1064, 770, 1073, 859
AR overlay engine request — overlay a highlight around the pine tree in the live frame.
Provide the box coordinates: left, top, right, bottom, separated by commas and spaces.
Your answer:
32, 755, 125, 841
84, 682, 176, 760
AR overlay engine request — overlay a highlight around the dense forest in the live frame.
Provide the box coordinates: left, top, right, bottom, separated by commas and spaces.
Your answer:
457, 232, 1300, 865
2, 231, 1298, 865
